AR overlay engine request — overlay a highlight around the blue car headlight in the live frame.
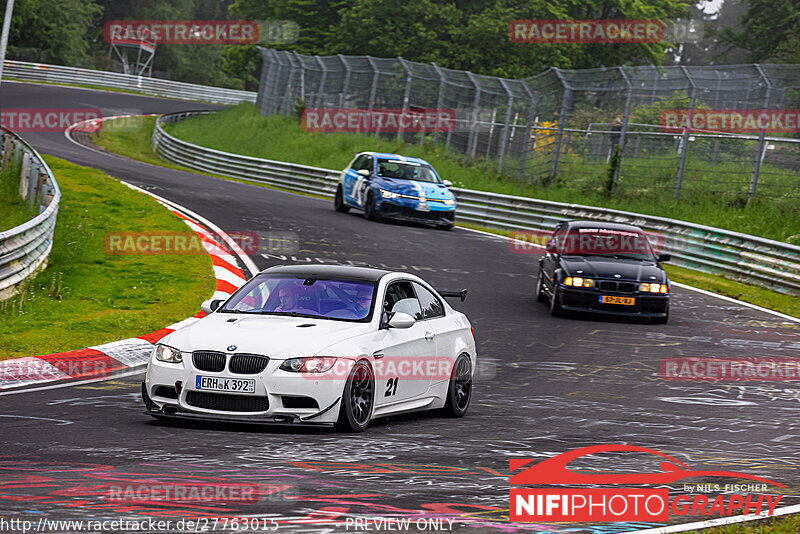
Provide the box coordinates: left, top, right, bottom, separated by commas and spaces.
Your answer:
379, 189, 401, 199
442, 199, 456, 206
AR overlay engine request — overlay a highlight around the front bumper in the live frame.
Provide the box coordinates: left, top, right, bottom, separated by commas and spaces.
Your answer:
375, 198, 455, 226
143, 354, 349, 425
558, 286, 669, 318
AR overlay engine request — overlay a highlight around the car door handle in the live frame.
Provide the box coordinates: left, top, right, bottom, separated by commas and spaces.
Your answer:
424, 331, 435, 340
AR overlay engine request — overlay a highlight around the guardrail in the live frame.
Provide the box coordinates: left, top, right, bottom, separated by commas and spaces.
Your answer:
3, 60, 256, 105
0, 129, 60, 301
152, 111, 800, 296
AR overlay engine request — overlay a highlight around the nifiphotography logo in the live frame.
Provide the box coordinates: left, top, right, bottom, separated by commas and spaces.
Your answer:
510, 444, 785, 523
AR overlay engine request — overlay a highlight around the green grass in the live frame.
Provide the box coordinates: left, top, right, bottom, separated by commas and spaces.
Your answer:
685, 513, 800, 533
0, 158, 36, 232
165, 103, 800, 244
664, 264, 800, 318
91, 116, 331, 200
527, 143, 800, 209
0, 155, 215, 359
91, 116, 168, 168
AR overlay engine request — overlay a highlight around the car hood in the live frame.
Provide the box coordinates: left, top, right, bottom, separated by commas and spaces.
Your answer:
163, 313, 371, 359
560, 255, 666, 282
376, 177, 454, 201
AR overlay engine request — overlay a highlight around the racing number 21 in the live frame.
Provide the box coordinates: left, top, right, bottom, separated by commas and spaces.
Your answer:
385, 377, 399, 397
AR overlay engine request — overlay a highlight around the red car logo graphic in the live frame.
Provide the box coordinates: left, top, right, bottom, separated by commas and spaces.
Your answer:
510, 444, 785, 487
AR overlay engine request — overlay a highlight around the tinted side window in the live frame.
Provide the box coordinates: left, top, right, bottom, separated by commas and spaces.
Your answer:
384, 281, 422, 320
413, 283, 444, 319
352, 155, 372, 172
550, 224, 568, 253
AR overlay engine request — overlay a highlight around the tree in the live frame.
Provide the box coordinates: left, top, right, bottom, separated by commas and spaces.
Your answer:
229, 0, 348, 56
327, 0, 691, 76
670, 0, 749, 66
723, 0, 800, 63
328, 0, 461, 64
9, 0, 101, 66
92, 0, 243, 87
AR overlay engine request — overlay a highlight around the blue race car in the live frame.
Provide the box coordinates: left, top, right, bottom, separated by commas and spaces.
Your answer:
333, 152, 456, 230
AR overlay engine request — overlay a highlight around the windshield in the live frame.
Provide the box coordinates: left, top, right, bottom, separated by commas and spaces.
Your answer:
556, 228, 657, 260
220, 275, 376, 321
376, 159, 440, 183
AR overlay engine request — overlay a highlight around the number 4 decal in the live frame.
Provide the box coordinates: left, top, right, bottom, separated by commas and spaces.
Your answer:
385, 377, 399, 397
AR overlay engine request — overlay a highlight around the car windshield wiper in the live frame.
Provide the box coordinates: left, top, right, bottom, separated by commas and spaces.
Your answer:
218, 308, 260, 314
256, 311, 331, 320
587, 253, 646, 260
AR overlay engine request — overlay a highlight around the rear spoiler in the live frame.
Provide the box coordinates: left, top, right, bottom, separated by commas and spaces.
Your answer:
437, 289, 468, 301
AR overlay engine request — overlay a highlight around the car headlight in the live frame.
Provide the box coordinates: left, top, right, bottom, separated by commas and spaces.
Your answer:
639, 283, 668, 293
563, 276, 595, 288
379, 189, 400, 199
154, 344, 182, 363
443, 199, 456, 206
280, 357, 337, 373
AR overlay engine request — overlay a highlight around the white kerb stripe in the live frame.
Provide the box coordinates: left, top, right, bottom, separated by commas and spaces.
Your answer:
88, 338, 155, 367
215, 266, 247, 287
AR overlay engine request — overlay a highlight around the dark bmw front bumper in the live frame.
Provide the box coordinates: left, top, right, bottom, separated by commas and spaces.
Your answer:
558, 287, 669, 318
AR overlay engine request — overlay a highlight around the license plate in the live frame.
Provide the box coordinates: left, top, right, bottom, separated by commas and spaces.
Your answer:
599, 295, 635, 305
416, 203, 431, 212
195, 375, 256, 394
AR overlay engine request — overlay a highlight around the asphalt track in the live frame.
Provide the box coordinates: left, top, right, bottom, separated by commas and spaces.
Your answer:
1, 82, 799, 533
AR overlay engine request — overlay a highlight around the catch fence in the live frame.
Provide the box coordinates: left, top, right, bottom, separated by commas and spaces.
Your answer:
257, 49, 800, 201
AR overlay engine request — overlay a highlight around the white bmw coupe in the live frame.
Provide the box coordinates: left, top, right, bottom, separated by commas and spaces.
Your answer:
143, 264, 476, 432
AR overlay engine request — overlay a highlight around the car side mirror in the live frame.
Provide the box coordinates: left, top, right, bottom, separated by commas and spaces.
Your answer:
657, 253, 671, 263
443, 179, 453, 187
201, 298, 223, 314
357, 169, 370, 178
387, 312, 415, 329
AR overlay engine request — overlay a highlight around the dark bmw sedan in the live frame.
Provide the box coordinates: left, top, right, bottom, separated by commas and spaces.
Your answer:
536, 220, 671, 323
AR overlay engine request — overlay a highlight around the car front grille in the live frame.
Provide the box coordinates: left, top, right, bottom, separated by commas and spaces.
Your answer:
597, 281, 635, 293
618, 282, 635, 293
192, 351, 226, 372
381, 204, 452, 222
229, 354, 270, 374
185, 391, 269, 412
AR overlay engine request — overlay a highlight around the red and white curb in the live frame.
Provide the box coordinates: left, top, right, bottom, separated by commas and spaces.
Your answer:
0, 180, 257, 390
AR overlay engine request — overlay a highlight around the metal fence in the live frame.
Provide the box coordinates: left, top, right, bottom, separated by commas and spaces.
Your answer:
152, 111, 800, 295
0, 128, 60, 301
2, 60, 256, 105
257, 49, 800, 201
